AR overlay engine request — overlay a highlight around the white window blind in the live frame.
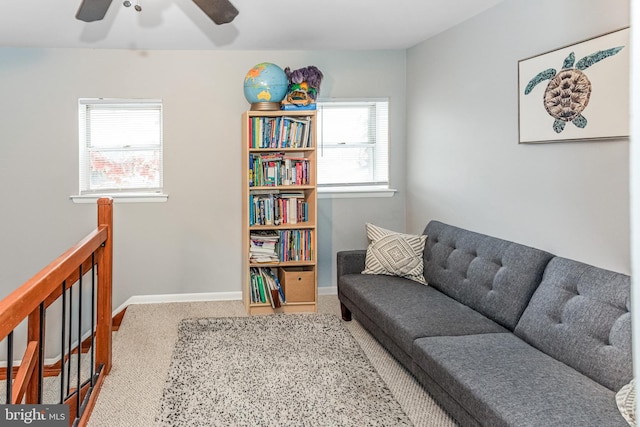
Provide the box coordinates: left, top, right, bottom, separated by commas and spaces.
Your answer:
78, 99, 163, 195
316, 99, 389, 188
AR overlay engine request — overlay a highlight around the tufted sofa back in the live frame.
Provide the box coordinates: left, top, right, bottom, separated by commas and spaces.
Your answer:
423, 221, 554, 330
514, 257, 632, 391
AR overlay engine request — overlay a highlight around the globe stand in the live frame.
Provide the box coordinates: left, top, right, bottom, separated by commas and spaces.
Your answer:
250, 102, 281, 111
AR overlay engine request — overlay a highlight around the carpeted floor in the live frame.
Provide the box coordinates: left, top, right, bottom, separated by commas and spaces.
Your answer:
87, 295, 458, 427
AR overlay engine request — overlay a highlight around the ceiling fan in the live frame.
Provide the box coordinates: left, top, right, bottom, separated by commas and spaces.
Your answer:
75, 0, 239, 25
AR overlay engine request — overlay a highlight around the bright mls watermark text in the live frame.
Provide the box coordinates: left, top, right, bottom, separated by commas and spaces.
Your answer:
0, 405, 68, 426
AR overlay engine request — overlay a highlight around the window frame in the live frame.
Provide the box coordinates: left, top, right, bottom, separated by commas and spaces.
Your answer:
72, 98, 168, 204
315, 98, 394, 198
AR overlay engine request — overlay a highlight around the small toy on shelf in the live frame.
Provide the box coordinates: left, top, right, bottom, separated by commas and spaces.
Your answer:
281, 65, 324, 110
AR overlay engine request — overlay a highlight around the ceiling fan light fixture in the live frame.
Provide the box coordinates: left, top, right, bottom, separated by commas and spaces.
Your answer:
192, 0, 238, 25
76, 0, 114, 22
75, 0, 238, 24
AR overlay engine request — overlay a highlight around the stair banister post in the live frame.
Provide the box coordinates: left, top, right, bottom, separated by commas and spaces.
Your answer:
95, 197, 113, 375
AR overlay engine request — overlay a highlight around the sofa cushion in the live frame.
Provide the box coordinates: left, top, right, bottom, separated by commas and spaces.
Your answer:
514, 257, 632, 392
423, 221, 554, 330
412, 333, 628, 427
362, 223, 427, 284
338, 273, 508, 355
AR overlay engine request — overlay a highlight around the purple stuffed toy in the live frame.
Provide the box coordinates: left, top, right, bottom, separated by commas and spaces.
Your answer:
283, 66, 324, 105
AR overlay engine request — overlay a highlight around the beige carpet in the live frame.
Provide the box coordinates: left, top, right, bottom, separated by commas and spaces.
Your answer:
88, 295, 458, 427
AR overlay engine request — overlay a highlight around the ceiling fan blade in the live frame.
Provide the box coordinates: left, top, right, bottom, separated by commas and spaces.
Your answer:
192, 0, 239, 25
76, 0, 113, 22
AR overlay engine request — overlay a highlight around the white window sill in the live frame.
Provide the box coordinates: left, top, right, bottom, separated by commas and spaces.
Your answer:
318, 186, 397, 199
70, 193, 169, 204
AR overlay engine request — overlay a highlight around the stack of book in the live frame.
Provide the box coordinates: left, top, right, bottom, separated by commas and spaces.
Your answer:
249, 115, 312, 148
279, 229, 313, 262
249, 231, 279, 263
249, 153, 310, 187
250, 267, 286, 307
249, 191, 308, 226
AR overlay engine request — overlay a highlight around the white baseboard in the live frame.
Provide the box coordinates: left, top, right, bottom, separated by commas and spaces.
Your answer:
318, 286, 338, 295
113, 291, 241, 315
113, 286, 338, 316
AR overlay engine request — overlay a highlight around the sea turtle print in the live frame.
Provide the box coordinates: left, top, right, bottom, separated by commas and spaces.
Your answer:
524, 46, 624, 133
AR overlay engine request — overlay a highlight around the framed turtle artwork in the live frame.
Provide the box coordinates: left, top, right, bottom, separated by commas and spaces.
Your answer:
518, 27, 630, 143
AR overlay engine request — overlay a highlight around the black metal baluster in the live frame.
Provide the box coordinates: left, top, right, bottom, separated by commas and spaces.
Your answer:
38, 302, 45, 403
6, 331, 13, 404
77, 265, 83, 417
66, 281, 73, 397
90, 253, 96, 386
60, 280, 67, 404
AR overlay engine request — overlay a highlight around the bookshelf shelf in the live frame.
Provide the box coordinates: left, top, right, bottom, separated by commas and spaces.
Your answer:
242, 109, 318, 315
249, 185, 316, 191
249, 147, 315, 153
249, 260, 316, 268
249, 224, 315, 231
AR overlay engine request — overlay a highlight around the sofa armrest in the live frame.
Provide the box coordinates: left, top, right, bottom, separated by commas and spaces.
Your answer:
337, 250, 367, 279
337, 250, 367, 321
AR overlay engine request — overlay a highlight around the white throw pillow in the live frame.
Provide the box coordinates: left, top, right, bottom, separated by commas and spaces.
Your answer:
362, 223, 427, 284
617, 379, 636, 426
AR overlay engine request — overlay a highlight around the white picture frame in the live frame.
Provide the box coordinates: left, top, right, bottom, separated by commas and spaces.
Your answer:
518, 27, 630, 144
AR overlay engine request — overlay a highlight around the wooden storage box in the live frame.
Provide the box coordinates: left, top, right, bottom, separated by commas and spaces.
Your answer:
278, 267, 315, 302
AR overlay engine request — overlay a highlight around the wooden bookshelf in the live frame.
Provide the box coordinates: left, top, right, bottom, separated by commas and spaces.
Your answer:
241, 110, 318, 315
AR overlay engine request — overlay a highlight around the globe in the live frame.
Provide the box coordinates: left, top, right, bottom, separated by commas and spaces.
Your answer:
243, 63, 289, 107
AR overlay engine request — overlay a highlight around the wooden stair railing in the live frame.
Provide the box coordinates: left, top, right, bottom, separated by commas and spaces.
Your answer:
0, 197, 113, 427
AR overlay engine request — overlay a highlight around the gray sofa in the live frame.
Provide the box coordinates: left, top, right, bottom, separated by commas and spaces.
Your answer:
337, 220, 632, 427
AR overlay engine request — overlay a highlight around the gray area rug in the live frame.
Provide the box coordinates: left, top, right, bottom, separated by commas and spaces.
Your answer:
155, 313, 413, 426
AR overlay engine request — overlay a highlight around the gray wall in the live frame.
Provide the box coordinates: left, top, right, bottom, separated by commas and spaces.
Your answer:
406, 0, 630, 274
0, 49, 406, 309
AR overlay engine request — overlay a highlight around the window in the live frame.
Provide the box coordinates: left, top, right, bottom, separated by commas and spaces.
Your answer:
316, 99, 389, 190
77, 99, 164, 200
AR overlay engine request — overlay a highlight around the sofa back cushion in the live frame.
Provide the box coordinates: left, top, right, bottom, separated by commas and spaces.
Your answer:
423, 221, 553, 330
514, 257, 632, 391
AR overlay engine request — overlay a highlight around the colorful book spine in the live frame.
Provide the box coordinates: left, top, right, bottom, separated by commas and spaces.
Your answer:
249, 192, 308, 226
250, 267, 286, 305
278, 229, 313, 262
249, 115, 313, 148
281, 103, 317, 111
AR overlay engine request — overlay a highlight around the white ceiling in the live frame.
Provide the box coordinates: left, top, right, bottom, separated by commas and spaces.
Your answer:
0, 0, 504, 50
